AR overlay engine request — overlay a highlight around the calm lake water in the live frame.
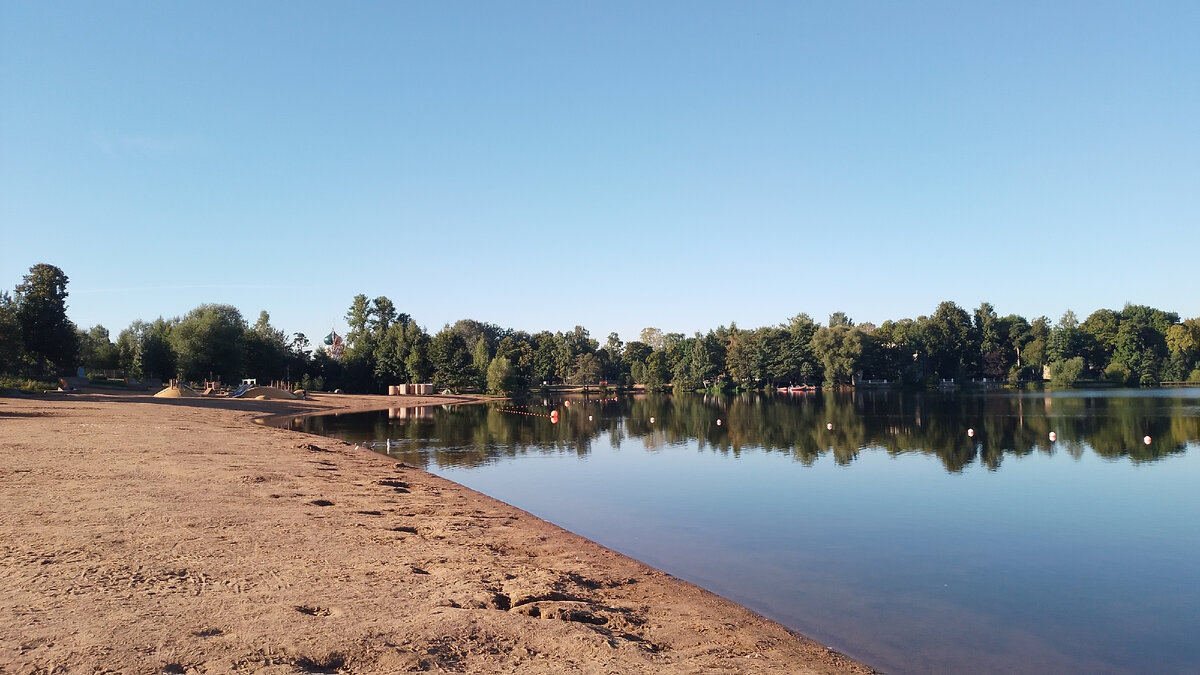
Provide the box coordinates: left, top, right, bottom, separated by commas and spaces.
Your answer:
275, 389, 1200, 674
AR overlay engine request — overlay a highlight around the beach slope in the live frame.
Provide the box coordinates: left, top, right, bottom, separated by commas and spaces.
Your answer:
0, 393, 872, 673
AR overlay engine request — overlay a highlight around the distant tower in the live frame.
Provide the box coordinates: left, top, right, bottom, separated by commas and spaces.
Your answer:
324, 328, 345, 360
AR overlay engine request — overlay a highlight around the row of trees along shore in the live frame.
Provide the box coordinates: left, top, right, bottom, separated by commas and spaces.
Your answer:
3, 263, 1199, 394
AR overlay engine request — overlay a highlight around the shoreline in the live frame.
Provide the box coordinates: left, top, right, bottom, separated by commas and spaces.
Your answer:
0, 391, 873, 673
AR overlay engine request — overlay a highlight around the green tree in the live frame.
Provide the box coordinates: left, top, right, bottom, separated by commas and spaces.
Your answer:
641, 350, 669, 390
1165, 320, 1200, 380
374, 321, 408, 384
972, 303, 1021, 379
486, 355, 517, 394
924, 301, 972, 381
754, 326, 790, 385
531, 331, 559, 385
639, 327, 665, 350
623, 341, 652, 367
878, 318, 927, 384
0, 292, 23, 374
1111, 304, 1177, 385
1047, 310, 1086, 365
404, 329, 433, 383
15, 264, 78, 376
573, 352, 601, 387
429, 326, 474, 391
375, 299, 413, 384
495, 335, 534, 391
773, 314, 820, 385
1081, 308, 1121, 368
724, 325, 757, 386
811, 324, 863, 387
118, 318, 175, 380
79, 325, 120, 371
472, 336, 491, 388
286, 332, 313, 385
242, 311, 289, 382
370, 296, 398, 336
170, 304, 247, 382
345, 294, 372, 348
311, 345, 343, 390
827, 311, 854, 328
1166, 321, 1199, 358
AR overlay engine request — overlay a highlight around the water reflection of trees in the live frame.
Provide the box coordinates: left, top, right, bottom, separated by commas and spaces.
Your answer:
288, 391, 1200, 474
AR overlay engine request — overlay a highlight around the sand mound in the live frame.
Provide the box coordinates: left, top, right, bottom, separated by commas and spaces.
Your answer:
239, 386, 297, 400
154, 384, 201, 398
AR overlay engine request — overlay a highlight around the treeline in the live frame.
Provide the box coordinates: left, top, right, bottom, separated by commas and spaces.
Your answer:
3, 263, 1199, 393
0, 265, 313, 388
279, 294, 1200, 394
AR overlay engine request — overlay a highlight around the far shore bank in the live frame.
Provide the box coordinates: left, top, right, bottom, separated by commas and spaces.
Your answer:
0, 390, 873, 673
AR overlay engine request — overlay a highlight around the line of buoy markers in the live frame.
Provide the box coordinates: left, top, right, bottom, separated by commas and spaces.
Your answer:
500, 411, 1157, 447
497, 408, 557, 418
967, 428, 1151, 445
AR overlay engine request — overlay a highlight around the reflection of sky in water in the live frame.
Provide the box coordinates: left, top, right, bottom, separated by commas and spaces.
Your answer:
283, 391, 1200, 674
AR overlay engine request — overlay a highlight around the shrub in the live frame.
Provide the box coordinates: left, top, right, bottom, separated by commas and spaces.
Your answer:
1049, 357, 1084, 388
0, 377, 59, 392
1105, 362, 1132, 386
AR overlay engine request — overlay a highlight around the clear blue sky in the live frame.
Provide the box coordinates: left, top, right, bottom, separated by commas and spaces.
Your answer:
3, 2, 1197, 344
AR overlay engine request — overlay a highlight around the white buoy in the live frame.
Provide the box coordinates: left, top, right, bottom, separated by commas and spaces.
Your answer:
1144, 435, 1152, 445
588, 415, 593, 421
716, 419, 722, 426
1049, 432, 1057, 442
650, 417, 655, 423
826, 423, 833, 430
968, 428, 975, 437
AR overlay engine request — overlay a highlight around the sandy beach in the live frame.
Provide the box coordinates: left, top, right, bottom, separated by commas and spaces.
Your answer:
0, 391, 873, 673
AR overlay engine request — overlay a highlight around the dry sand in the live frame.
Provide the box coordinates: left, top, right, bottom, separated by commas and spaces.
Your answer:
0, 391, 873, 673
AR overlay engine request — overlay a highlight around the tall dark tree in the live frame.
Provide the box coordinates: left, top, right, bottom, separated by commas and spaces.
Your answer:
117, 318, 175, 380
15, 264, 78, 376
0, 292, 23, 374
404, 327, 433, 383
1047, 310, 1086, 365
1111, 304, 1177, 385
1080, 309, 1121, 368
924, 301, 972, 380
531, 331, 559, 385
429, 326, 475, 391
242, 311, 289, 382
345, 294, 372, 348
79, 325, 120, 371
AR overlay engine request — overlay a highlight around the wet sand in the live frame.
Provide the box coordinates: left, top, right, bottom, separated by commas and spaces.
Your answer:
0, 391, 873, 673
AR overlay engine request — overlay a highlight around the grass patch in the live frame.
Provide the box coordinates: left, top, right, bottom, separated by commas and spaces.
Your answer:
0, 377, 59, 393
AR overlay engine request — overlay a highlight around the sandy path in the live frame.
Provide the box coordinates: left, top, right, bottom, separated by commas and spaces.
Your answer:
0, 392, 873, 673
